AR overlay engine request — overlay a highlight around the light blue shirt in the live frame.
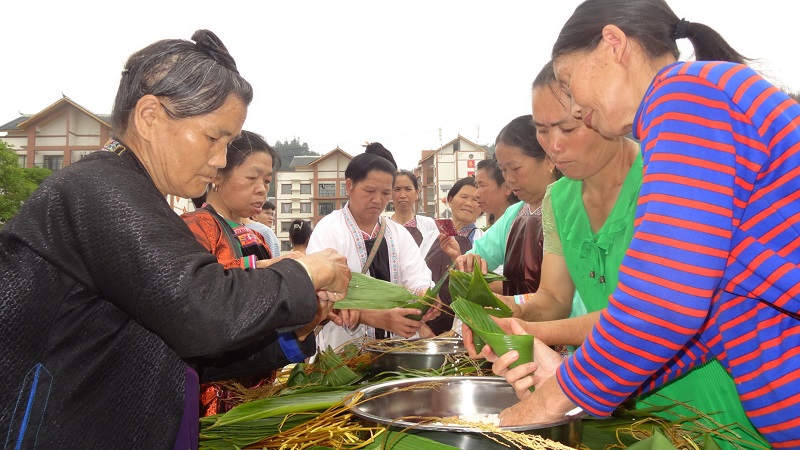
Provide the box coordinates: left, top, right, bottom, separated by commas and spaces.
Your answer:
246, 221, 281, 258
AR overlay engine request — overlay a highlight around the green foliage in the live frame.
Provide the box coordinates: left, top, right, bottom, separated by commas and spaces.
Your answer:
272, 137, 318, 171
0, 141, 50, 224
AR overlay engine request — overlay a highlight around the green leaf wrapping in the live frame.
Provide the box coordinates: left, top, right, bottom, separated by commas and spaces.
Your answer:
451, 299, 533, 369
317, 346, 361, 387
448, 261, 512, 318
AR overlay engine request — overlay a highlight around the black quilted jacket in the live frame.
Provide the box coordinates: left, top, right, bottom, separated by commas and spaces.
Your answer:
0, 150, 317, 449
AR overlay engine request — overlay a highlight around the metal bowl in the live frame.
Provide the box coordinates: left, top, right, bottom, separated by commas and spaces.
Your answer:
364, 337, 469, 374
348, 376, 581, 448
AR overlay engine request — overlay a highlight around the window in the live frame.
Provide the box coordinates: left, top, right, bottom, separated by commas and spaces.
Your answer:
300, 184, 311, 195
42, 155, 63, 171
318, 182, 335, 197
318, 202, 335, 216
340, 181, 347, 197
17, 155, 26, 168
385, 202, 395, 212
281, 241, 293, 252
281, 183, 292, 195
280, 202, 292, 213
300, 202, 311, 214
281, 221, 291, 233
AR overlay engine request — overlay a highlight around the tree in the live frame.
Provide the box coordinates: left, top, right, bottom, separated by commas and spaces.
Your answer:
482, 142, 496, 158
0, 141, 51, 224
273, 138, 318, 171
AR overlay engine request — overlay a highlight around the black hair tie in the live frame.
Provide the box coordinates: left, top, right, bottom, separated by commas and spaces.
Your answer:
673, 18, 690, 40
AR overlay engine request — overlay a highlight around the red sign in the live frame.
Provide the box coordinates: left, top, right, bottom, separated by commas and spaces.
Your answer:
467, 159, 475, 168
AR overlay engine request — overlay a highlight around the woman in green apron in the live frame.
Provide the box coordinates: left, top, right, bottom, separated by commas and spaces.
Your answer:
481, 61, 765, 449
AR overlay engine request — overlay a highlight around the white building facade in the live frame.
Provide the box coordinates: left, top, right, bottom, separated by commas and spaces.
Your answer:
273, 148, 352, 252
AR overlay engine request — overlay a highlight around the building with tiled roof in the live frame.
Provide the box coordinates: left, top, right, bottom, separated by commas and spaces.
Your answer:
0, 97, 192, 215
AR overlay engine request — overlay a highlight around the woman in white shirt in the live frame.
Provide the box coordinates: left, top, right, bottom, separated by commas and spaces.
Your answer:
390, 169, 439, 257
307, 144, 438, 351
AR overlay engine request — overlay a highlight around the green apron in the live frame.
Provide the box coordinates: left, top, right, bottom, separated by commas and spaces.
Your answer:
551, 153, 764, 449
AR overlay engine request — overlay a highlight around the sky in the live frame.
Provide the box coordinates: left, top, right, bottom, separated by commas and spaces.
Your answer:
3, 1, 798, 171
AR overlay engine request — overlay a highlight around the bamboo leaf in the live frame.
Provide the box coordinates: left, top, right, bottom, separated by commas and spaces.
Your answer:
484, 272, 506, 284
448, 262, 512, 317
466, 260, 512, 317
208, 390, 351, 428
447, 269, 471, 300
426, 262, 452, 298
286, 362, 310, 387
318, 346, 361, 387
703, 434, 724, 450
362, 430, 461, 450
625, 429, 679, 450
451, 299, 532, 369
336, 272, 421, 310
451, 299, 504, 334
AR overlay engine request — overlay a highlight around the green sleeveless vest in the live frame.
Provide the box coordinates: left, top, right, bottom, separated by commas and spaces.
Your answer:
551, 153, 642, 313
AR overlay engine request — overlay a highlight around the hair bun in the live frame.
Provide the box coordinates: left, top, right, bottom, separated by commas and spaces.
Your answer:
363, 141, 398, 169
191, 29, 240, 74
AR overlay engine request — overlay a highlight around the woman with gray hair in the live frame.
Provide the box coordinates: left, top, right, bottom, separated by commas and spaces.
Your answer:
0, 30, 350, 449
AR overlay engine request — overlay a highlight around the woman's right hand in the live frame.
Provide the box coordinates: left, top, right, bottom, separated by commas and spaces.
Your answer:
296, 249, 351, 301
360, 308, 423, 338
438, 233, 462, 262
328, 308, 360, 329
462, 316, 532, 360
454, 253, 488, 273
293, 296, 336, 342
491, 334, 564, 400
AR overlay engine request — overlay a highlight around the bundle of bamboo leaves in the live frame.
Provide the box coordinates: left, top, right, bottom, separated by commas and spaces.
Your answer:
334, 270, 449, 320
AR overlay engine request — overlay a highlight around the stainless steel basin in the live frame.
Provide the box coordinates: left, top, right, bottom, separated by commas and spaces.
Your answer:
365, 337, 470, 374
348, 376, 581, 448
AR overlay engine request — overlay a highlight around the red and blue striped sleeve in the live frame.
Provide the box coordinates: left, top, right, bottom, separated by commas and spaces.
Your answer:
557, 62, 800, 447
558, 64, 741, 414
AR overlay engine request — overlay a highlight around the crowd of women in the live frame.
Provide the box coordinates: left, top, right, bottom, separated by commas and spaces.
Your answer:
1, 0, 798, 448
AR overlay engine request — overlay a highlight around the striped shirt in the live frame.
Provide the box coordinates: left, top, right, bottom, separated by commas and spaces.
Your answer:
557, 61, 800, 447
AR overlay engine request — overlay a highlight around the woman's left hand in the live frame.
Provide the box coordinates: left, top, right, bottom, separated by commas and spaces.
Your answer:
490, 325, 562, 399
